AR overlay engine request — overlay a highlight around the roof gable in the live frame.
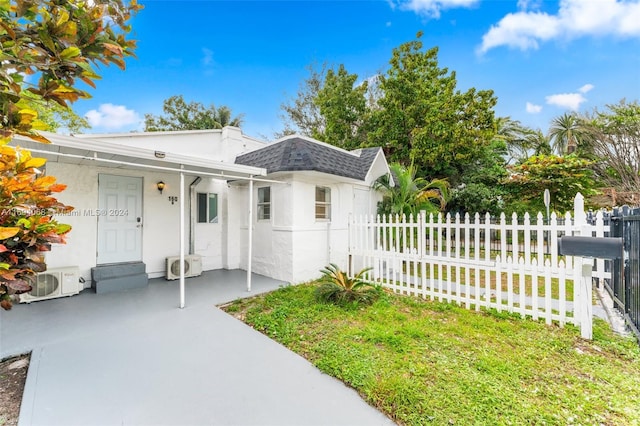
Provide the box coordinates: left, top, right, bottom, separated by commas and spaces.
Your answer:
234, 135, 383, 181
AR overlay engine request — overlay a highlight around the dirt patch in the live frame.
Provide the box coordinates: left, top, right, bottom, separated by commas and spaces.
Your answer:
0, 353, 30, 426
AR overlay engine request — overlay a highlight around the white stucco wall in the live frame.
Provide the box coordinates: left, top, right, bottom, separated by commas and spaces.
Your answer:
234, 172, 383, 284
79, 127, 265, 162
191, 178, 228, 271
39, 132, 389, 288
44, 162, 183, 284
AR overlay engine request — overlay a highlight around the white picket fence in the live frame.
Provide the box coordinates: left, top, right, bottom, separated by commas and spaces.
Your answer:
348, 194, 610, 338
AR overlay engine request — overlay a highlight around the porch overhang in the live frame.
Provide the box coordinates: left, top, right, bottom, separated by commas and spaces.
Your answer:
10, 132, 272, 308
11, 132, 266, 180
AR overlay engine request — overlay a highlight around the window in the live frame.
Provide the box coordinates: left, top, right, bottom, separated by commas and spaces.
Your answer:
197, 193, 218, 223
315, 186, 331, 220
258, 187, 271, 220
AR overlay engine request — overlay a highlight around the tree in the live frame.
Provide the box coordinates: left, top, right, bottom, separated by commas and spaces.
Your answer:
585, 100, 640, 193
503, 154, 598, 214
1, 0, 140, 142
549, 112, 593, 156
0, 148, 72, 309
144, 95, 244, 131
494, 117, 550, 165
1, 0, 140, 309
448, 139, 508, 215
315, 64, 369, 149
25, 93, 90, 134
368, 33, 497, 184
374, 162, 450, 217
277, 62, 327, 138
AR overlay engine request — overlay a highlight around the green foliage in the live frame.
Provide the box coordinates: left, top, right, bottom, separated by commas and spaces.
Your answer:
0, 0, 138, 310
1, 0, 141, 143
279, 34, 497, 187
503, 154, 599, 214
144, 95, 244, 131
583, 99, 640, 193
0, 147, 72, 309
449, 183, 505, 216
375, 162, 450, 217
494, 117, 551, 165
277, 62, 327, 139
23, 92, 90, 134
315, 264, 379, 306
448, 138, 508, 215
368, 33, 497, 184
549, 112, 593, 156
314, 64, 369, 150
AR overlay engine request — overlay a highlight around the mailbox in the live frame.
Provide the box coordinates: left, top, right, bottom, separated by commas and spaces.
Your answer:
558, 236, 623, 259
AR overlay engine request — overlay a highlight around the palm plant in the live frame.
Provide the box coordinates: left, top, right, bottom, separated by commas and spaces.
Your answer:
373, 162, 449, 218
315, 264, 379, 306
494, 116, 549, 164
549, 113, 592, 155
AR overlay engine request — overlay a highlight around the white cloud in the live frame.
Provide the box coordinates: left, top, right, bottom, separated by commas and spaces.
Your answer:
392, 0, 478, 19
545, 93, 587, 111
526, 102, 542, 113
579, 83, 594, 94
85, 104, 141, 129
479, 0, 640, 53
201, 48, 213, 66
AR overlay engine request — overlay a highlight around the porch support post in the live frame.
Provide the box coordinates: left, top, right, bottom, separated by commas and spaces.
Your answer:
179, 171, 185, 308
247, 177, 253, 292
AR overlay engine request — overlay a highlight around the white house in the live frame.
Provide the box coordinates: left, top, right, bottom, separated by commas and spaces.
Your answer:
10, 127, 390, 300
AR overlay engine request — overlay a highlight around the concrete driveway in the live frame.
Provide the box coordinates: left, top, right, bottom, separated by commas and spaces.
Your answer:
0, 270, 394, 426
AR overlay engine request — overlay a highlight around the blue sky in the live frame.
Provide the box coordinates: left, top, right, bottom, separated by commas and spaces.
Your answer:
78, 0, 640, 140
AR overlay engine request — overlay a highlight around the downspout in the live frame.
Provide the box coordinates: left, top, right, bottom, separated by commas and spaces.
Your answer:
189, 177, 202, 254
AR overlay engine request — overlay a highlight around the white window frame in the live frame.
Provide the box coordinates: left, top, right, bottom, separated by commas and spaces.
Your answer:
315, 186, 331, 221
257, 186, 271, 221
197, 192, 218, 223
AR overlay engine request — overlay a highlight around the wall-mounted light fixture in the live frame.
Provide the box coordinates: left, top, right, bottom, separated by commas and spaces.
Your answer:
157, 181, 166, 194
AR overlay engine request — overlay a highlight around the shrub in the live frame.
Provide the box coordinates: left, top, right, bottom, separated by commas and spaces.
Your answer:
315, 264, 380, 306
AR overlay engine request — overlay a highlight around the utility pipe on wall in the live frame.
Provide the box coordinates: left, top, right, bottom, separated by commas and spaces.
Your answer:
189, 176, 202, 254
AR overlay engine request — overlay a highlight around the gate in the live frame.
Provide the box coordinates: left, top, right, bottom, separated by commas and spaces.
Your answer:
608, 206, 640, 340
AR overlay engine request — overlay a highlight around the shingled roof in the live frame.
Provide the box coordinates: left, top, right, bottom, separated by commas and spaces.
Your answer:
234, 136, 382, 181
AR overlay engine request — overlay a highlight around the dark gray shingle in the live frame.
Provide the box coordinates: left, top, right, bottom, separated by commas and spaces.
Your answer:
235, 136, 381, 181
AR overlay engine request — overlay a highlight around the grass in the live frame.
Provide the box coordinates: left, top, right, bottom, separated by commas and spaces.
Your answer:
223, 284, 640, 425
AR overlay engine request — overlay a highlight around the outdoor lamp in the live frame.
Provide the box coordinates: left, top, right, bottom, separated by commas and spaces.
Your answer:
157, 181, 165, 194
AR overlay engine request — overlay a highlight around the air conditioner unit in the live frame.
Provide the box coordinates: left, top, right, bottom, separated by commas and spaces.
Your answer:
165, 255, 202, 280
20, 267, 81, 303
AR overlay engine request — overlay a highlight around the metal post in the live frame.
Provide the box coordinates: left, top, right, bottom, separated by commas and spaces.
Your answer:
247, 177, 253, 292
179, 171, 185, 309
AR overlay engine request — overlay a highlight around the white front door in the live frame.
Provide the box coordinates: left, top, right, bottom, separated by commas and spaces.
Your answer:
97, 174, 143, 264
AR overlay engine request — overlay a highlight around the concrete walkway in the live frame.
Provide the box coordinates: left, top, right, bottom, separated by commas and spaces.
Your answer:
1, 270, 394, 426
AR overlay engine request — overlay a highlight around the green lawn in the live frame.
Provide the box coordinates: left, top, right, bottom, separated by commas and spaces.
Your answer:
222, 284, 640, 425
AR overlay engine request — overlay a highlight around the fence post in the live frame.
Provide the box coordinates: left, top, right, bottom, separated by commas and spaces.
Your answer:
574, 193, 593, 339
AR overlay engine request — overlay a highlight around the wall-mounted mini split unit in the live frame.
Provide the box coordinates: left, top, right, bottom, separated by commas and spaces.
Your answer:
20, 267, 81, 303
166, 255, 202, 280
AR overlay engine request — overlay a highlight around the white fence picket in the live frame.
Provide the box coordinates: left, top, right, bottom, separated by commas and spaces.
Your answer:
349, 203, 609, 334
